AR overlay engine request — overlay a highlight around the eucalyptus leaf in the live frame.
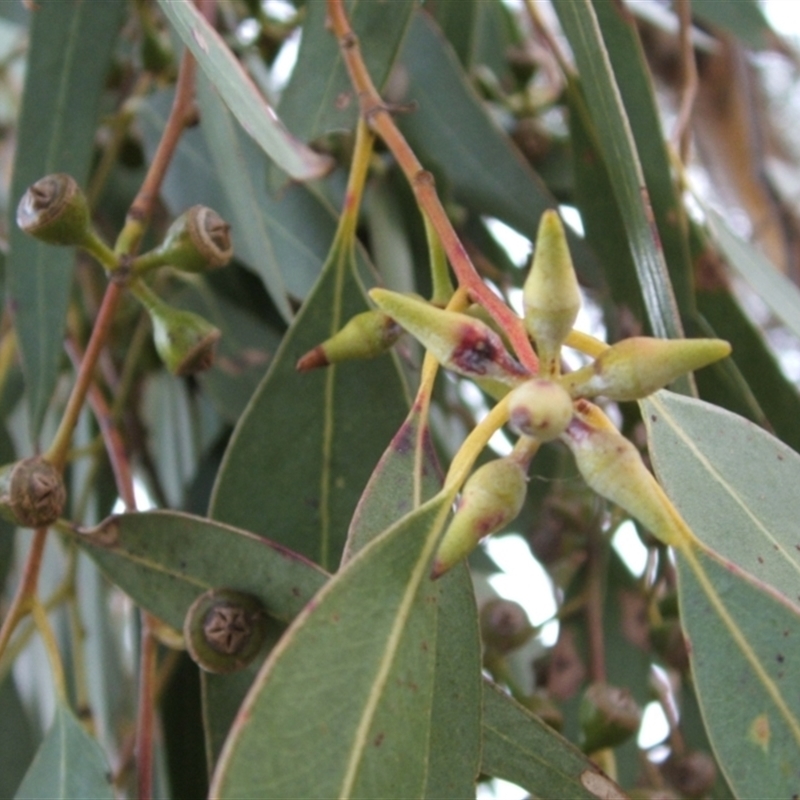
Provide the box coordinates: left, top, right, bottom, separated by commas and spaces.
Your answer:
15, 703, 114, 800
691, 0, 776, 51
481, 681, 626, 800
0, 675, 38, 799
76, 510, 328, 631
7, 0, 126, 440
210, 236, 409, 571
157, 0, 332, 181
210, 493, 480, 799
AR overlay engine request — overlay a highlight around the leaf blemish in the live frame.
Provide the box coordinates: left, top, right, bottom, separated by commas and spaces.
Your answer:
373, 732, 384, 747
579, 769, 625, 799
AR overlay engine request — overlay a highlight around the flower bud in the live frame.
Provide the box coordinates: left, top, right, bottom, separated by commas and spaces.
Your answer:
480, 598, 535, 653
507, 378, 574, 441
563, 403, 686, 547
370, 289, 529, 386
523, 211, 581, 375
16, 174, 91, 246
562, 336, 731, 401
134, 282, 221, 375
296, 310, 401, 371
0, 457, 66, 528
431, 457, 527, 578
662, 751, 717, 799
184, 588, 269, 674
579, 682, 641, 754
137, 206, 232, 275
522, 691, 564, 732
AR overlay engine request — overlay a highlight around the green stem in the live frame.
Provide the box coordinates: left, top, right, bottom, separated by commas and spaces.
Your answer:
424, 213, 453, 305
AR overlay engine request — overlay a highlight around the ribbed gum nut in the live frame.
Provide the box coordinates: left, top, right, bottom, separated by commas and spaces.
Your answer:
662, 751, 717, 799
523, 211, 581, 375
480, 598, 534, 653
184, 588, 269, 674
0, 457, 67, 528
432, 457, 527, 578
370, 288, 529, 386
507, 378, 574, 441
579, 682, 642, 754
296, 310, 402, 371
16, 174, 91, 246
149, 304, 221, 376
562, 337, 732, 401
563, 404, 686, 547
154, 205, 233, 273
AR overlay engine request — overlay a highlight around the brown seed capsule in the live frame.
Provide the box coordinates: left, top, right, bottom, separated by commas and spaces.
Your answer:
16, 174, 91, 246
662, 751, 717, 799
0, 457, 67, 528
184, 588, 269, 674
480, 598, 535, 653
507, 378, 574, 441
579, 682, 642, 754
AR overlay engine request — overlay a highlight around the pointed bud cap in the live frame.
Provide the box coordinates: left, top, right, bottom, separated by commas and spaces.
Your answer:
563, 403, 685, 547
144, 205, 233, 274
0, 457, 66, 528
579, 682, 641, 753
523, 211, 581, 374
562, 337, 731, 401
370, 289, 529, 385
296, 310, 401, 371
432, 457, 527, 577
507, 378, 574, 441
17, 174, 91, 246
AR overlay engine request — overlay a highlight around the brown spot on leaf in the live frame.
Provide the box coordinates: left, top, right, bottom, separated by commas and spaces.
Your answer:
748, 713, 770, 752
373, 732, 384, 747
580, 769, 626, 800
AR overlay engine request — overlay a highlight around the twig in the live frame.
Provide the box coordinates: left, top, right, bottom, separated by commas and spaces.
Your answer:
672, 0, 698, 164
586, 531, 607, 683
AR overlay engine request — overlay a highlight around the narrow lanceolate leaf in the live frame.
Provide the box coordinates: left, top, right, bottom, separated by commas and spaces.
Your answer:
344, 403, 482, 799
278, 0, 417, 143
481, 681, 626, 800
553, 0, 683, 341
644, 391, 800, 605
157, 0, 332, 181
210, 494, 473, 799
15, 703, 114, 800
8, 0, 126, 440
677, 545, 800, 797
0, 675, 37, 799
76, 510, 328, 631
196, 74, 293, 322
210, 238, 409, 571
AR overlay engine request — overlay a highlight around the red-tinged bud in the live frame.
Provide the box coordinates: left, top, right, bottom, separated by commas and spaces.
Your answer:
563, 403, 687, 547
507, 378, 574, 441
579, 682, 641, 754
17, 174, 91, 247
296, 310, 401, 371
523, 211, 581, 375
432, 457, 527, 578
562, 337, 731, 401
135, 206, 232, 275
370, 288, 529, 385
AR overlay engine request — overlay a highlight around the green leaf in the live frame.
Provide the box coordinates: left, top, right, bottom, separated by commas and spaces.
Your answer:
157, 0, 332, 181
15, 703, 114, 800
644, 391, 800, 605
7, 0, 126, 440
424, 0, 479, 68
691, 0, 776, 51
278, 0, 417, 143
481, 681, 625, 799
706, 208, 800, 342
553, 0, 682, 341
0, 675, 38, 799
76, 510, 328, 631
676, 545, 800, 798
209, 237, 409, 571
210, 492, 480, 798
395, 12, 599, 283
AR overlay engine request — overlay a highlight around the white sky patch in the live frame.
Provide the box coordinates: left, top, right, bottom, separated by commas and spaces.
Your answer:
612, 520, 649, 577
477, 777, 529, 800
483, 216, 532, 268
112, 477, 157, 514
638, 700, 670, 749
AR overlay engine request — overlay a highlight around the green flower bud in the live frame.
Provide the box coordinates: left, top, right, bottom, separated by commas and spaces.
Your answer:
16, 174, 91, 246
480, 598, 535, 653
0, 457, 66, 528
507, 378, 574, 441
579, 682, 641, 754
184, 588, 269, 674
522, 691, 564, 732
563, 402, 685, 547
432, 457, 527, 578
133, 282, 221, 376
562, 337, 731, 401
296, 310, 401, 371
136, 206, 232, 275
523, 211, 581, 375
370, 288, 529, 386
